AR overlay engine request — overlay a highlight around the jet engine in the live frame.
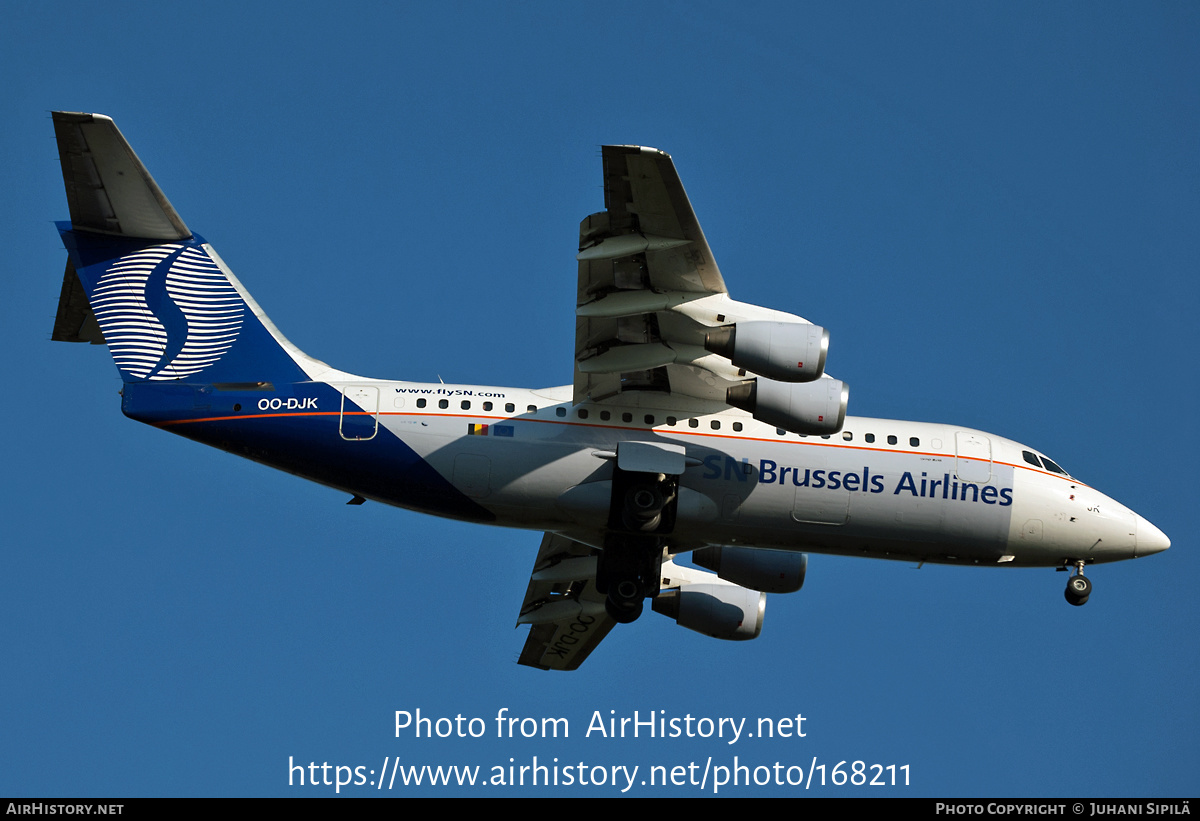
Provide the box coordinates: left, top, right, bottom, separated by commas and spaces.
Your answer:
704, 321, 828, 383
651, 581, 765, 641
726, 376, 849, 435
692, 546, 807, 594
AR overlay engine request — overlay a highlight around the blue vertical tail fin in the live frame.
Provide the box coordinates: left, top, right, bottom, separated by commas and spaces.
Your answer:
51, 112, 321, 386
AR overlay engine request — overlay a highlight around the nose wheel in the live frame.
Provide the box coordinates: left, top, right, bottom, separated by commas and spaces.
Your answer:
1064, 561, 1091, 606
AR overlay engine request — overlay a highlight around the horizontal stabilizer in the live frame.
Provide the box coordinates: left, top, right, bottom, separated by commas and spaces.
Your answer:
53, 112, 190, 240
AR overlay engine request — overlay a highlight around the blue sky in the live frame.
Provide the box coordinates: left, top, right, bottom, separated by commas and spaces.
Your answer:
3, 1, 1197, 797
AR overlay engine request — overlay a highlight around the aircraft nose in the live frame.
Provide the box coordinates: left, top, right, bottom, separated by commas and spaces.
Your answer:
1136, 515, 1171, 557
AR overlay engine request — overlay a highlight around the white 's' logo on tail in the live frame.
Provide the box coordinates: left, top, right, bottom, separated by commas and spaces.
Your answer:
91, 244, 245, 380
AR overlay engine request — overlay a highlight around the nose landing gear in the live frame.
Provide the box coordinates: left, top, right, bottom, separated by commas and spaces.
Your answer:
1064, 560, 1091, 606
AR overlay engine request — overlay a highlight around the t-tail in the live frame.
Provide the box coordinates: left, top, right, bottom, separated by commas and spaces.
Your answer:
49, 113, 491, 521
51, 112, 337, 395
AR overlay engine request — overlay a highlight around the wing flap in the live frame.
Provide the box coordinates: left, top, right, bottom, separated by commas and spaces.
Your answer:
573, 146, 827, 407
583, 145, 726, 298
574, 147, 725, 404
516, 533, 616, 671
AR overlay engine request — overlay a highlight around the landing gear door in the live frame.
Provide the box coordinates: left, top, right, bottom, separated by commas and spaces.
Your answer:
340, 386, 379, 441
616, 441, 687, 475
955, 431, 992, 483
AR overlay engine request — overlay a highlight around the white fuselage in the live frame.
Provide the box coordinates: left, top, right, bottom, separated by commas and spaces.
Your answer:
329, 379, 1168, 569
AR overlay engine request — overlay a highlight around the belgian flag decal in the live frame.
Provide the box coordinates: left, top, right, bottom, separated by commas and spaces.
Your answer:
467, 423, 514, 437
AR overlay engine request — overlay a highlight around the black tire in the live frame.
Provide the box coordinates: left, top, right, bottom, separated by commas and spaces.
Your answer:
1065, 575, 1092, 606
605, 594, 644, 623
605, 578, 645, 623
622, 485, 665, 532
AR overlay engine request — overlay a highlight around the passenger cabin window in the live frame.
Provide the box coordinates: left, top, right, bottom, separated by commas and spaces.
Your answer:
622, 412, 633, 423
865, 433, 875, 443
483, 401, 492, 411
461, 400, 470, 410
504, 402, 514, 413
910, 437, 920, 447
666, 417, 677, 426
733, 422, 743, 432
527, 404, 536, 413
689, 419, 700, 428
843, 431, 852, 441
578, 409, 589, 419
645, 415, 655, 425
417, 398, 427, 408
887, 435, 897, 445
776, 428, 786, 436
600, 410, 611, 421
556, 407, 566, 417
711, 420, 720, 430
438, 399, 449, 409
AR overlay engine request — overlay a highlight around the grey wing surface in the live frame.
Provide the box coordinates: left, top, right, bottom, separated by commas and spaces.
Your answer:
517, 533, 615, 671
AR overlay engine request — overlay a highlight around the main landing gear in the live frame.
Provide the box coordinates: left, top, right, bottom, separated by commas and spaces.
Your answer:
605, 577, 645, 623
598, 474, 678, 624
1063, 560, 1092, 606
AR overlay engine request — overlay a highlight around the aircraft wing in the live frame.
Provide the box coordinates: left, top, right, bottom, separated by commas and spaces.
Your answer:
574, 145, 813, 405
516, 533, 616, 670
525, 148, 845, 668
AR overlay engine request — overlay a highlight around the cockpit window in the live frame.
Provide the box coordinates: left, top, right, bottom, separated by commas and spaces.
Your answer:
1040, 456, 1068, 476
1024, 449, 1070, 476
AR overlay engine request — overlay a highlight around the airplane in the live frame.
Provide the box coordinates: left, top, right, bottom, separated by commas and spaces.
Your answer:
48, 111, 1170, 670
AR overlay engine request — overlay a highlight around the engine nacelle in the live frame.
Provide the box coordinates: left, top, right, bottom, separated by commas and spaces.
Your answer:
651, 582, 765, 641
726, 376, 848, 435
692, 546, 807, 594
704, 321, 828, 383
